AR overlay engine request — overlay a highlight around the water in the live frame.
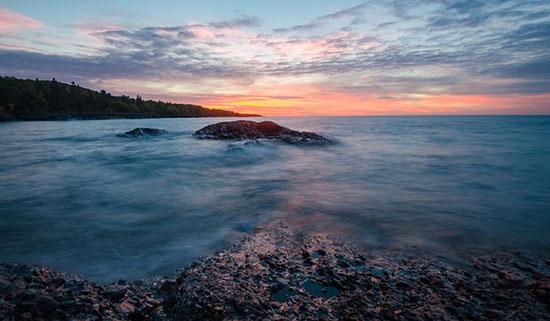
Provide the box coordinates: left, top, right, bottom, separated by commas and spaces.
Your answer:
0, 116, 549, 282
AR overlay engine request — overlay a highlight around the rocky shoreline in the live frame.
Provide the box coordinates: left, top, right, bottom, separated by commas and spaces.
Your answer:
0, 263, 165, 321
1, 222, 548, 321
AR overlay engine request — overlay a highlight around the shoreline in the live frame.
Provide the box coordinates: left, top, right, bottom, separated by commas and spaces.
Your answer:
1, 220, 548, 321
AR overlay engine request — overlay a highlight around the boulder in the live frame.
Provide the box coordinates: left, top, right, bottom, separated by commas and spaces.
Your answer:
193, 120, 330, 144
118, 128, 166, 137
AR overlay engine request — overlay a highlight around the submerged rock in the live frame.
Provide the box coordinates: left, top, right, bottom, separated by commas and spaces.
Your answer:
194, 120, 330, 144
119, 128, 166, 137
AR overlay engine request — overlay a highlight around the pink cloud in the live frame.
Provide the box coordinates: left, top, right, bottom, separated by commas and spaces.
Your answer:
75, 22, 120, 36
0, 8, 42, 33
188, 24, 216, 39
73, 22, 121, 48
263, 31, 379, 59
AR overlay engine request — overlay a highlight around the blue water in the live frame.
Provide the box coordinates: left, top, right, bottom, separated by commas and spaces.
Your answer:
0, 116, 549, 282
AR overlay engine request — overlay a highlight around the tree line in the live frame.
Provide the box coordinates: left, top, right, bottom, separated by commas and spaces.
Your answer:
0, 76, 257, 120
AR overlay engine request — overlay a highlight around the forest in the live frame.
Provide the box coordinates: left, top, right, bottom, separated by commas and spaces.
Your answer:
0, 76, 257, 120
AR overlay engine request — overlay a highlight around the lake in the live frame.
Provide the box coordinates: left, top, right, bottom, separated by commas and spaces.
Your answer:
0, 116, 549, 282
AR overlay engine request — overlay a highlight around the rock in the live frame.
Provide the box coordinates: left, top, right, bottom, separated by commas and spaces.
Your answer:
10, 279, 26, 294
118, 128, 166, 137
0, 263, 164, 321
159, 221, 550, 321
33, 294, 59, 314
0, 276, 11, 292
105, 287, 127, 301
193, 120, 330, 144
1, 225, 550, 321
116, 300, 136, 314
485, 308, 505, 318
148, 306, 168, 321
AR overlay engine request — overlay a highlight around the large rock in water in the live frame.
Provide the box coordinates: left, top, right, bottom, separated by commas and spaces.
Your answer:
194, 120, 330, 144
118, 128, 166, 137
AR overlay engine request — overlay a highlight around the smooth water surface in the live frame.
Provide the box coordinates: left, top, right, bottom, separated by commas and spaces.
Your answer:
1, 116, 549, 281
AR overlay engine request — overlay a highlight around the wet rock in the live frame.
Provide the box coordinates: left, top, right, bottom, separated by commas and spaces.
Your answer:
1, 224, 549, 321
34, 294, 59, 313
105, 286, 127, 301
301, 279, 339, 298
0, 263, 164, 321
271, 285, 297, 302
0, 276, 11, 292
194, 120, 331, 144
485, 308, 505, 318
160, 224, 550, 321
117, 300, 136, 314
10, 279, 26, 294
119, 128, 166, 137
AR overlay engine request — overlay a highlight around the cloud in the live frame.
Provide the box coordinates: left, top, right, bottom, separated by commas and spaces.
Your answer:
320, 1, 370, 20
208, 15, 262, 29
273, 1, 369, 33
498, 58, 550, 80
0, 8, 42, 33
0, 1, 549, 115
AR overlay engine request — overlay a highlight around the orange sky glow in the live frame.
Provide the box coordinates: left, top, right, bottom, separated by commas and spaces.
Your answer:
199, 93, 550, 116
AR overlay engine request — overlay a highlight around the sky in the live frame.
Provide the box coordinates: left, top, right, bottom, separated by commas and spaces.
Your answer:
0, 0, 549, 116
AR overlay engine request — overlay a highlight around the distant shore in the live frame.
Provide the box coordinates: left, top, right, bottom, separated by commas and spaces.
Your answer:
0, 113, 260, 122
1, 219, 548, 321
0, 76, 260, 122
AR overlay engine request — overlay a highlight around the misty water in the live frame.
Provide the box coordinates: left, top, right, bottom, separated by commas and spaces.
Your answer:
1, 116, 549, 282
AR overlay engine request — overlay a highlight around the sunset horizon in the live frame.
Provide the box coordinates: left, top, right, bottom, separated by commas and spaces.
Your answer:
1, 0, 549, 116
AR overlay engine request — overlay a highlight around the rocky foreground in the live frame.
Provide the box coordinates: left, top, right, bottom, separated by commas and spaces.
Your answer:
1, 223, 549, 320
0, 263, 165, 321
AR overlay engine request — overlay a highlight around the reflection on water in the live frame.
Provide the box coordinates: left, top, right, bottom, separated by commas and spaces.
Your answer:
0, 116, 549, 282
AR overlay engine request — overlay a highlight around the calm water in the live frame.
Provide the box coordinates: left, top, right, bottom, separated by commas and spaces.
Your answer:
0, 116, 549, 282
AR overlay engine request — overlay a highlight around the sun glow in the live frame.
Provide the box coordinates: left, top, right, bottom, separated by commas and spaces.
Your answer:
200, 91, 550, 116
